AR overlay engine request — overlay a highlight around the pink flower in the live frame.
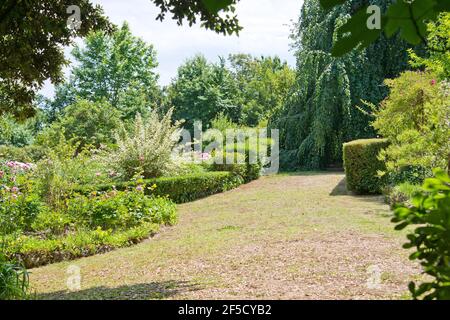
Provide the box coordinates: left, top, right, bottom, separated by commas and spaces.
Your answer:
108, 170, 117, 177
11, 186, 19, 193
139, 155, 145, 162
95, 172, 101, 177
136, 185, 143, 192
200, 152, 211, 160
11, 194, 18, 199
431, 79, 436, 86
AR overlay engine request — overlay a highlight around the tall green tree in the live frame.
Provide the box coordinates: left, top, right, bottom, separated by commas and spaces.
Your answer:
271, 0, 414, 170
48, 23, 160, 121
36, 99, 121, 151
167, 55, 239, 130
0, 0, 240, 119
0, 0, 111, 119
229, 54, 295, 126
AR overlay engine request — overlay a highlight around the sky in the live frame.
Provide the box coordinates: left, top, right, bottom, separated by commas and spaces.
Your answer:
40, 0, 304, 98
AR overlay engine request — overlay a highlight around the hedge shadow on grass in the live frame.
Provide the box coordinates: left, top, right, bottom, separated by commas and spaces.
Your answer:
329, 177, 348, 196
36, 280, 202, 300
329, 177, 386, 205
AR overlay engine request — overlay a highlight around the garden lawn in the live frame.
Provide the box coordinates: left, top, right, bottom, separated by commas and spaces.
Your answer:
30, 173, 422, 300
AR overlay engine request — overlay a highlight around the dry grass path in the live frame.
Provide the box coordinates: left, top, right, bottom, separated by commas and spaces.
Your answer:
30, 173, 420, 300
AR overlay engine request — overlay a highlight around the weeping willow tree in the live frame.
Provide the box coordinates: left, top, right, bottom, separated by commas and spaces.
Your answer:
271, 0, 414, 170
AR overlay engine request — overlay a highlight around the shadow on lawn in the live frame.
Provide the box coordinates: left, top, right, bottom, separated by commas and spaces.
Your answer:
37, 280, 202, 300
329, 177, 386, 204
329, 177, 348, 196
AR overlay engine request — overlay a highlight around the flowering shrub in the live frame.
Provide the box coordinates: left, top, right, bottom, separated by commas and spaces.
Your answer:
0, 160, 44, 235
101, 108, 182, 180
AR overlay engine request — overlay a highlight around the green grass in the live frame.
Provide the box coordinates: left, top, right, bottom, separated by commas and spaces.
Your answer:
29, 173, 422, 300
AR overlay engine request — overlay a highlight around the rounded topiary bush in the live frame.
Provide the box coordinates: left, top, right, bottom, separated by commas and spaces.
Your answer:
343, 138, 389, 194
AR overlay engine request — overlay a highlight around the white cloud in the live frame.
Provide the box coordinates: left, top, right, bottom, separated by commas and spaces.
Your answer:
40, 0, 303, 97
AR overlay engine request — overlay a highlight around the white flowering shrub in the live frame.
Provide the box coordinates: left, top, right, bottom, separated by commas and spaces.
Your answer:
105, 108, 182, 179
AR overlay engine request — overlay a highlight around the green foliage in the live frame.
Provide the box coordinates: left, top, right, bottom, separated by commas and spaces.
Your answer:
271, 0, 412, 170
384, 182, 422, 208
33, 140, 108, 211
0, 192, 43, 235
36, 100, 121, 151
372, 71, 450, 176
153, 0, 241, 35
409, 13, 450, 79
0, 0, 111, 119
168, 55, 240, 130
320, 0, 450, 56
100, 108, 181, 180
168, 54, 295, 129
75, 171, 244, 204
0, 145, 47, 163
47, 23, 160, 121
4, 222, 160, 269
392, 169, 450, 300
210, 152, 247, 179
0, 0, 242, 119
385, 165, 433, 187
0, 113, 45, 147
228, 54, 295, 126
67, 189, 177, 231
0, 160, 44, 235
343, 138, 389, 194
0, 253, 30, 300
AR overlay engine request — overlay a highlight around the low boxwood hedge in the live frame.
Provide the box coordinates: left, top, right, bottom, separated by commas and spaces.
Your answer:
210, 152, 262, 183
75, 171, 244, 204
343, 138, 389, 194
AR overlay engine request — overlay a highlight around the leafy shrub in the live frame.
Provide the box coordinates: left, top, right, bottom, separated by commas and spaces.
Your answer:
33, 140, 110, 211
210, 151, 262, 183
392, 169, 450, 300
210, 152, 247, 177
75, 171, 244, 204
30, 210, 73, 237
384, 182, 423, 208
0, 145, 47, 163
0, 160, 45, 235
385, 165, 433, 186
343, 138, 390, 194
67, 189, 177, 230
372, 72, 450, 176
0, 252, 30, 300
0, 192, 44, 235
5, 222, 160, 268
35, 99, 121, 151
101, 108, 182, 179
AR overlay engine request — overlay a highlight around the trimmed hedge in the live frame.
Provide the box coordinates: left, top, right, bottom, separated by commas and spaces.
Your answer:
343, 138, 389, 194
74, 171, 244, 204
210, 152, 262, 183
